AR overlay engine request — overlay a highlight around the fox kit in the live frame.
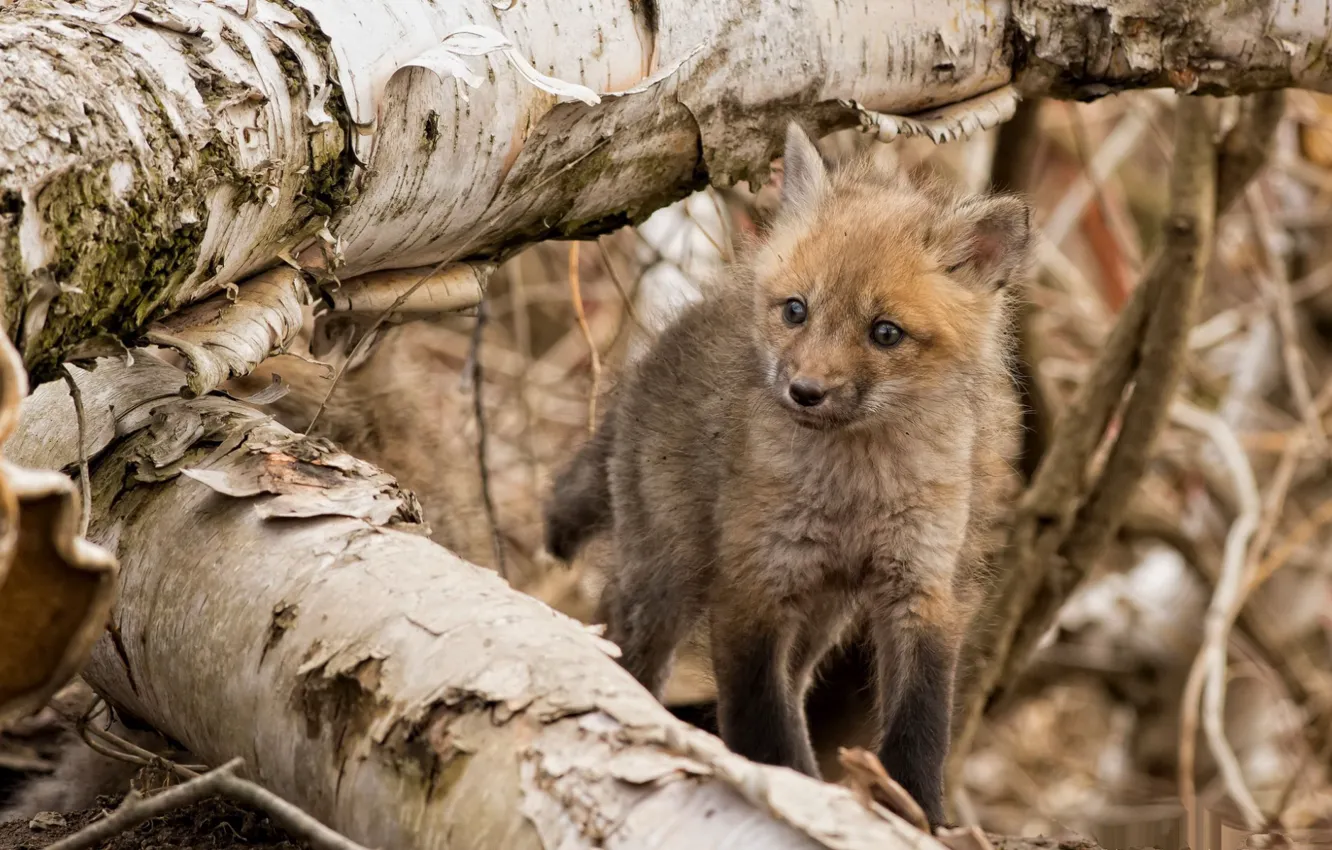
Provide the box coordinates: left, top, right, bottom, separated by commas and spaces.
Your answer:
544, 122, 1027, 824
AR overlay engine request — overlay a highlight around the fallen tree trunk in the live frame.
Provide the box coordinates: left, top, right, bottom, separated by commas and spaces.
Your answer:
4, 0, 1332, 380
4, 353, 949, 850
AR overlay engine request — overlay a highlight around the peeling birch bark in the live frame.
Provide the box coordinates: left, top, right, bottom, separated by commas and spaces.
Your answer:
5, 354, 952, 850
322, 263, 491, 317
144, 267, 310, 398
4, 0, 1331, 380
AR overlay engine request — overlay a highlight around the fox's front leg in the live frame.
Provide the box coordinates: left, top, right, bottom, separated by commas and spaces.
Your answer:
869, 578, 963, 828
710, 594, 819, 778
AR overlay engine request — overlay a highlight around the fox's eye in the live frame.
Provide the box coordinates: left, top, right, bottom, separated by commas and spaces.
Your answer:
782, 298, 807, 326
870, 320, 905, 349
945, 261, 966, 274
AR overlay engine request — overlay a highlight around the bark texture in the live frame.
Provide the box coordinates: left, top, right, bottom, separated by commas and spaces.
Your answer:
4, 353, 951, 850
3, 0, 1331, 380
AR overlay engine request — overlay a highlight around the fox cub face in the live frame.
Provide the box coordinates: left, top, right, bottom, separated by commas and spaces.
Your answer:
745, 123, 1032, 431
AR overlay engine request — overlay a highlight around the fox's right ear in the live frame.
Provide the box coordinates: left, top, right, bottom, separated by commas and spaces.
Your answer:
946, 194, 1033, 291
781, 122, 829, 211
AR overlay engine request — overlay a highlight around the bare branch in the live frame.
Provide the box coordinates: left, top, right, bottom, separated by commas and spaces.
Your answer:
1171, 399, 1264, 832
75, 713, 377, 850
1217, 91, 1287, 214
45, 759, 246, 850
951, 95, 1224, 790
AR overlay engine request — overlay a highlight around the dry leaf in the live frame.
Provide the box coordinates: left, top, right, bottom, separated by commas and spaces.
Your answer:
936, 825, 995, 850
0, 332, 118, 728
181, 431, 424, 527
837, 746, 930, 833
1297, 92, 1332, 168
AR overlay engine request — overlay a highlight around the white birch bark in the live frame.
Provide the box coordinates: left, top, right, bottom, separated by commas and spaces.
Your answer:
4, 353, 949, 850
4, 0, 1330, 379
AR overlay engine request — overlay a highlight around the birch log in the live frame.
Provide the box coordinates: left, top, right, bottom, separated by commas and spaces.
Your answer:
4, 0, 1332, 380
3, 353, 949, 850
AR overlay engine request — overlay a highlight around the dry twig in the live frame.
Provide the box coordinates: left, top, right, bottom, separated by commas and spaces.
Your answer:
46, 759, 247, 850
1122, 503, 1332, 776
595, 236, 646, 332
71, 702, 373, 850
60, 364, 92, 538
304, 136, 615, 434
1066, 102, 1143, 273
1251, 494, 1332, 591
1171, 399, 1265, 833
1248, 187, 1328, 450
1040, 96, 1162, 247
568, 241, 601, 435
469, 300, 507, 579
1249, 429, 1307, 564
1190, 254, 1332, 352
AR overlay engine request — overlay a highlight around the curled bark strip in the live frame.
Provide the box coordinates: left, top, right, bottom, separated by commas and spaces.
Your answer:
180, 435, 424, 526
8, 354, 955, 850
0, 333, 118, 728
842, 85, 1020, 144
324, 263, 493, 315
145, 268, 311, 399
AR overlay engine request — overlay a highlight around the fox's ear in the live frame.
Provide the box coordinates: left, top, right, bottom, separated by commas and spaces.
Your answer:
943, 194, 1032, 290
781, 121, 829, 212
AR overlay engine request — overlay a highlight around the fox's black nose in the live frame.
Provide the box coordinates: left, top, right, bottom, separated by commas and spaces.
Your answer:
788, 378, 826, 407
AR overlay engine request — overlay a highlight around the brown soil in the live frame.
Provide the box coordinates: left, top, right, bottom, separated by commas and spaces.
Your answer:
0, 796, 308, 850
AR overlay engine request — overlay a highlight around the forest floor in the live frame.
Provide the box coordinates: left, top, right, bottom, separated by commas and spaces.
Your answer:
0, 799, 1113, 850
0, 796, 307, 850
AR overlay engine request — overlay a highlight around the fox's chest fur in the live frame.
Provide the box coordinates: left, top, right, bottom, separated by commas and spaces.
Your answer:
714, 394, 978, 605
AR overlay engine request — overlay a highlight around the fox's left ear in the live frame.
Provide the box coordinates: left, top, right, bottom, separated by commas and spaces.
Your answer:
944, 194, 1032, 290
780, 121, 830, 213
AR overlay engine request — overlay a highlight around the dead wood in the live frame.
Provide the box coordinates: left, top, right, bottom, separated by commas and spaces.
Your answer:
949, 95, 1228, 806
5, 353, 966, 850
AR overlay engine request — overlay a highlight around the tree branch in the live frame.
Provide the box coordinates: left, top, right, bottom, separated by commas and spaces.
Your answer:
0, 2, 1322, 381
950, 95, 1224, 798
